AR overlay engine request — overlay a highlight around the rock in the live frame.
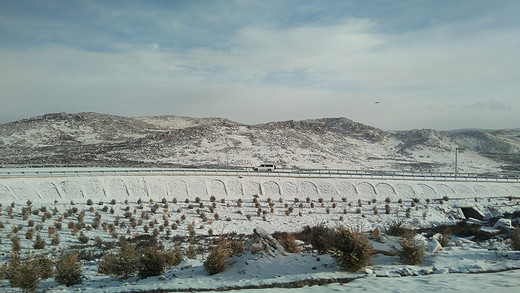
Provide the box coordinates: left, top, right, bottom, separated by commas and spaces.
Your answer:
250, 242, 265, 254
371, 227, 381, 240
247, 227, 286, 256
466, 217, 484, 225
479, 226, 501, 236
399, 267, 414, 276
433, 268, 449, 274
428, 239, 442, 253
378, 235, 389, 243
459, 206, 485, 220
157, 275, 167, 281
493, 218, 513, 230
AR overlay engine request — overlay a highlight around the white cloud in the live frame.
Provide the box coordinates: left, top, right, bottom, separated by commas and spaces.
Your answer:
1, 1, 519, 130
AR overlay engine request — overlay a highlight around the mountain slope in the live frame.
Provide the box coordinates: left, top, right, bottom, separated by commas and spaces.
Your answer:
0, 112, 517, 174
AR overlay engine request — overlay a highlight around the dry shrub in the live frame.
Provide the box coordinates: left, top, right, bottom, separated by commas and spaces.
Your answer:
100, 243, 140, 279
138, 245, 166, 279
55, 251, 82, 287
398, 237, 424, 265
165, 243, 184, 268
228, 239, 246, 256
277, 233, 301, 253
328, 226, 374, 272
51, 234, 60, 246
511, 228, 520, 251
31, 234, 45, 249
204, 237, 229, 275
387, 221, 414, 238
309, 224, 334, 254
11, 235, 21, 252
7, 253, 40, 293
33, 254, 54, 279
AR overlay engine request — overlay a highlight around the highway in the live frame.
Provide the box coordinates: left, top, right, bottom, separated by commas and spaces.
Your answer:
0, 166, 518, 182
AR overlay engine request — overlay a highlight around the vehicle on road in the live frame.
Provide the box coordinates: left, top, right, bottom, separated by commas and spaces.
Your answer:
253, 164, 276, 172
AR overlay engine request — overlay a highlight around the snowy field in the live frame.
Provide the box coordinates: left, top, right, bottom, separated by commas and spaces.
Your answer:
1, 171, 519, 292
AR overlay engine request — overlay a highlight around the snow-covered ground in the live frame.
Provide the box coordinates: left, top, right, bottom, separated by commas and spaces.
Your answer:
1, 171, 519, 292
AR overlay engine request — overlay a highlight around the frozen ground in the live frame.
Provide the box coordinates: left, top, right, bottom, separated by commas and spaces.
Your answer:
0, 170, 519, 292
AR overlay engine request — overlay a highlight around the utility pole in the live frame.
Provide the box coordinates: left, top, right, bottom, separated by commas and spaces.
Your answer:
455, 147, 465, 175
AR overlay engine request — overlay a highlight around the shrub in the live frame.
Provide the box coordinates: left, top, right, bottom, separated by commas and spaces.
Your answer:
309, 223, 334, 254
387, 221, 414, 238
511, 228, 520, 251
139, 245, 166, 279
327, 226, 374, 272
78, 232, 89, 244
33, 234, 45, 249
398, 237, 424, 265
187, 245, 197, 259
11, 235, 21, 252
51, 233, 60, 246
8, 253, 40, 293
55, 251, 83, 286
228, 239, 246, 256
204, 237, 229, 275
165, 243, 184, 268
99, 243, 140, 279
278, 233, 301, 253
34, 254, 54, 279
26, 228, 34, 240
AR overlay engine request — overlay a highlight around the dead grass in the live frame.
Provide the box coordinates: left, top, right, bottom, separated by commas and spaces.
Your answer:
204, 237, 229, 275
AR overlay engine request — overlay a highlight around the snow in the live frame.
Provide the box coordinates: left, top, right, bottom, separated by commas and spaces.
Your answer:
1, 170, 519, 292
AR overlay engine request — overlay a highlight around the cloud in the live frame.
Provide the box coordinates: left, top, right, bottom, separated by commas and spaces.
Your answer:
0, 1, 519, 130
470, 100, 512, 111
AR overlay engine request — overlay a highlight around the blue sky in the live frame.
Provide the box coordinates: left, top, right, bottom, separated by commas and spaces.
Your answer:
1, 0, 519, 130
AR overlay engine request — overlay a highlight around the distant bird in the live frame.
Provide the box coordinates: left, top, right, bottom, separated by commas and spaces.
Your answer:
374, 101, 381, 104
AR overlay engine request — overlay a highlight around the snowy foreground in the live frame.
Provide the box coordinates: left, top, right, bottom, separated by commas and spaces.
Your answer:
1, 172, 520, 292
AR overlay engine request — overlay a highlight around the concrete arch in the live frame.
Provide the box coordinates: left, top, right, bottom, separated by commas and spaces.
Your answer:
281, 181, 298, 196
453, 184, 474, 196
145, 177, 169, 199
0, 184, 16, 200
126, 177, 149, 198
105, 178, 130, 198
263, 181, 281, 196
473, 184, 490, 195
395, 183, 415, 198
9, 181, 40, 200
376, 183, 397, 198
357, 182, 377, 196
336, 181, 358, 197
169, 180, 189, 199
417, 183, 437, 197
188, 179, 209, 199
318, 182, 338, 198
435, 184, 456, 196
300, 181, 319, 197
243, 181, 262, 197
209, 179, 227, 198
58, 180, 84, 199
82, 178, 106, 198
487, 185, 509, 196
226, 180, 243, 198
34, 181, 62, 199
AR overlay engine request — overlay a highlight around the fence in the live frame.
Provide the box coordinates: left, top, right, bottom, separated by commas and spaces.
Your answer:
0, 166, 518, 182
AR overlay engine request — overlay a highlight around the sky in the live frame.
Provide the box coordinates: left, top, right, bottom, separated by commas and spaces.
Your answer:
0, 0, 519, 130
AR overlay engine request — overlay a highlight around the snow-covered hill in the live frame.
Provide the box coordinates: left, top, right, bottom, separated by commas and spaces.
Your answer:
1, 112, 518, 174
